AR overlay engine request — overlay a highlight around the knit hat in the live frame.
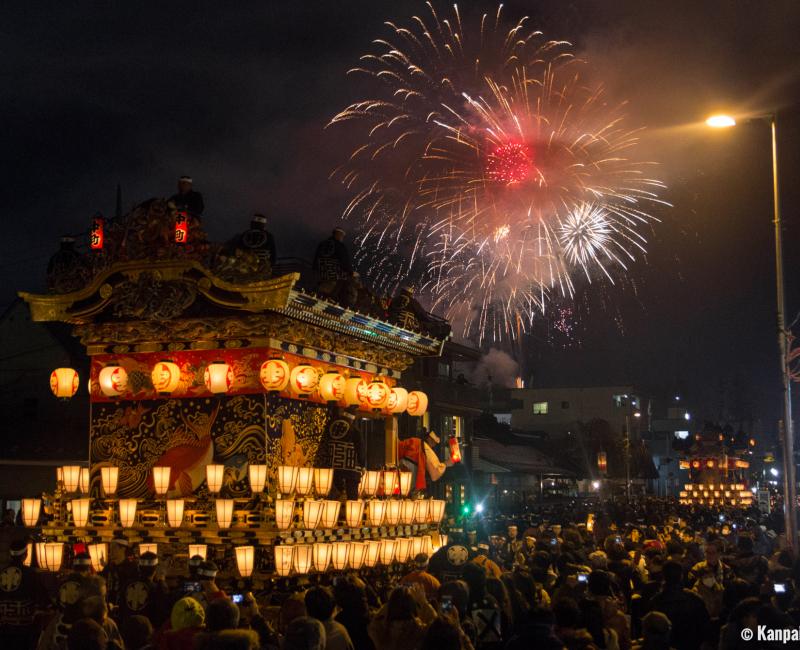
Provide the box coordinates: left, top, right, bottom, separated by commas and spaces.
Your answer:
171, 597, 205, 630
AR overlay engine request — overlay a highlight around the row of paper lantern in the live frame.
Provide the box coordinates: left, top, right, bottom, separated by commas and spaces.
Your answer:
50, 363, 428, 416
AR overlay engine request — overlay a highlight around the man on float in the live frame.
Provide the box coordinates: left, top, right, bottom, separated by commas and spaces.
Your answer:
169, 176, 205, 216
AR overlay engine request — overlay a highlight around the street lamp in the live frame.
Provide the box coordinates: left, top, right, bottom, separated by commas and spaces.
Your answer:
707, 111, 796, 553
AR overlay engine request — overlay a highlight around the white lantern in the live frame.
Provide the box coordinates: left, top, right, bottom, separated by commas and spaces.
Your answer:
50, 368, 79, 399
364, 540, 382, 567
277, 466, 298, 495
275, 499, 295, 530
383, 471, 398, 497
275, 546, 294, 577
151, 360, 181, 394
139, 543, 157, 556
206, 464, 225, 494
43, 542, 64, 572
296, 468, 314, 496
396, 537, 412, 563
216, 499, 235, 529
385, 499, 402, 526
331, 542, 350, 571
79, 467, 90, 494
35, 542, 47, 569
343, 377, 368, 407
289, 364, 319, 398
361, 470, 381, 497
380, 538, 397, 565
407, 391, 428, 416
71, 498, 91, 527
166, 499, 185, 527
313, 543, 332, 572
236, 545, 255, 578
294, 544, 313, 575
204, 361, 233, 394
367, 500, 386, 527
348, 542, 367, 570
56, 466, 63, 488
188, 544, 207, 561
399, 471, 413, 497
118, 499, 138, 528
321, 500, 340, 529
62, 465, 81, 492
415, 500, 430, 524
99, 365, 128, 397
400, 500, 416, 525
303, 500, 324, 530
259, 358, 290, 392
319, 371, 346, 402
345, 500, 365, 528
313, 468, 333, 497
152, 466, 171, 496
411, 536, 425, 558
21, 498, 40, 527
422, 535, 434, 556
388, 387, 409, 414
248, 464, 267, 493
101, 467, 119, 496
430, 500, 446, 523
88, 543, 107, 572
365, 377, 390, 411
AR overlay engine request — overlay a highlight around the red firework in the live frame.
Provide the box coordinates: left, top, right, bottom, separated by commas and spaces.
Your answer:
485, 142, 533, 184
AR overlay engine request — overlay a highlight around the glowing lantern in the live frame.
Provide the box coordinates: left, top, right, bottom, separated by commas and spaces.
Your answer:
319, 371, 346, 402
396, 538, 412, 563
88, 543, 107, 572
321, 500, 340, 529
365, 377, 390, 411
119, 499, 137, 527
56, 466, 63, 488
414, 500, 430, 524
259, 358, 290, 392
345, 500, 365, 528
35, 542, 47, 569
62, 466, 81, 492
22, 543, 33, 567
383, 471, 398, 497
90, 216, 104, 250
430, 500, 446, 523
289, 364, 319, 398
303, 500, 324, 530
274, 546, 294, 577
367, 500, 386, 527
380, 538, 397, 565
188, 544, 207, 561
72, 498, 91, 527
706, 460, 715, 468
151, 361, 180, 394
206, 464, 225, 494
204, 361, 233, 394
278, 466, 298, 495
313, 468, 333, 497
79, 468, 90, 494
175, 213, 188, 244
275, 499, 295, 530
388, 388, 409, 414
361, 470, 381, 497
294, 544, 313, 575
385, 500, 402, 526
216, 499, 234, 529
166, 499, 185, 527
448, 436, 462, 464
422, 535, 434, 556
365, 540, 382, 567
236, 546, 255, 577
348, 542, 367, 570
248, 464, 267, 493
313, 543, 332, 572
296, 468, 314, 496
152, 466, 171, 496
400, 500, 416, 525
99, 366, 128, 397
406, 391, 428, 416
101, 467, 119, 496
331, 542, 350, 570
22, 499, 40, 527
43, 543, 64, 572
399, 471, 413, 497
50, 368, 79, 399
411, 536, 424, 558
343, 376, 368, 407
139, 543, 157, 556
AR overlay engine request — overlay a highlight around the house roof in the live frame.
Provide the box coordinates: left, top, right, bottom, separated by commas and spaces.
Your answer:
473, 436, 575, 476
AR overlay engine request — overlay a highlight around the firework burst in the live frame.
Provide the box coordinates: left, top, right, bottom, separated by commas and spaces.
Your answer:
330, 3, 667, 343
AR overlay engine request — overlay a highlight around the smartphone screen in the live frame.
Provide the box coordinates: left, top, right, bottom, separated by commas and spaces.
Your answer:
577, 573, 588, 583
232, 593, 244, 604
441, 594, 453, 612
774, 583, 786, 594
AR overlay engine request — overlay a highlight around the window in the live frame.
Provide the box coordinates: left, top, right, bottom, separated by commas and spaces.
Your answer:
561, 401, 570, 409
532, 401, 548, 414
675, 430, 690, 440
495, 413, 511, 425
613, 394, 628, 407
445, 484, 454, 503
437, 361, 451, 378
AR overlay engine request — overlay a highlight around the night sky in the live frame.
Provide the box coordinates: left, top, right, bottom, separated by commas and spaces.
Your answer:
2, 1, 799, 433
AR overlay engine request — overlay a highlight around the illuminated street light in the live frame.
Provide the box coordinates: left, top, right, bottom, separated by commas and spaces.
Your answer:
706, 114, 736, 128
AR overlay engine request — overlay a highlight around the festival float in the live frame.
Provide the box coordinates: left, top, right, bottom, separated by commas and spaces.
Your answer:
18, 199, 450, 583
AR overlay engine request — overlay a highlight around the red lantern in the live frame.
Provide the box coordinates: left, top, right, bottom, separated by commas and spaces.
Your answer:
175, 213, 188, 244
260, 358, 290, 392
597, 451, 608, 476
289, 363, 319, 397
448, 436, 462, 464
50, 368, 79, 399
90, 217, 104, 251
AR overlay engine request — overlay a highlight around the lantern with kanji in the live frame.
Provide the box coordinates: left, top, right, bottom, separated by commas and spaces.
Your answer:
343, 377, 368, 407
50, 368, 79, 399
204, 361, 233, 394
387, 387, 409, 414
151, 361, 181, 394
259, 358, 289, 392
448, 436, 462, 464
319, 371, 346, 402
90, 216, 104, 251
289, 363, 319, 398
406, 391, 428, 416
175, 212, 188, 244
98, 365, 128, 397
365, 377, 390, 411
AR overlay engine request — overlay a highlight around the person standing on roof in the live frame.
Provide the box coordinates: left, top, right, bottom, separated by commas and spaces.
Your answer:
169, 176, 204, 216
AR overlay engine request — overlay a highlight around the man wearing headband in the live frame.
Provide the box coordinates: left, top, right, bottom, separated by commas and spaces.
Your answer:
118, 551, 169, 628
169, 175, 204, 216
103, 537, 137, 612
313, 227, 353, 295
195, 561, 227, 610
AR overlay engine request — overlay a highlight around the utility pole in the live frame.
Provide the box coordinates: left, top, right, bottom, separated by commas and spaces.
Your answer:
625, 414, 631, 503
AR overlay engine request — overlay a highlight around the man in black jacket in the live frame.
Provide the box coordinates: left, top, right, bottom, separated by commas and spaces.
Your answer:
169, 176, 204, 216
648, 560, 709, 650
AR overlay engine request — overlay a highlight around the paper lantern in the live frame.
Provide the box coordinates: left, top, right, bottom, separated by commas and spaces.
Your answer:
313, 468, 333, 497
175, 214, 188, 244
188, 544, 207, 561
383, 471, 398, 497
259, 358, 290, 392
204, 361, 233, 394
79, 468, 90, 494
385, 499, 402, 526
99, 366, 128, 397
119, 499, 138, 527
411, 536, 425, 559
277, 466, 298, 495
331, 542, 350, 570
400, 500, 416, 525
365, 377, 390, 411
90, 216, 104, 251
303, 500, 324, 530
406, 391, 428, 416
206, 464, 225, 494
88, 543, 107, 572
294, 544, 313, 575
597, 451, 608, 475
22, 498, 40, 527
321, 500, 340, 529
166, 499, 185, 527
139, 543, 157, 556
367, 500, 386, 527
348, 542, 367, 570
151, 361, 180, 394
50, 368, 79, 399
275, 499, 295, 530
43, 543, 64, 572
313, 543, 332, 572
152, 466, 171, 496
319, 371, 346, 402
422, 535, 434, 556
448, 436, 462, 464
289, 364, 319, 398
345, 500, 365, 528
414, 500, 430, 524
388, 387, 409, 414
396, 538, 412, 563
216, 499, 235, 529
380, 538, 397, 565
361, 470, 381, 497
236, 546, 255, 578
274, 546, 294, 577
296, 468, 314, 496
101, 467, 119, 496
399, 472, 413, 497
56, 466, 63, 487
430, 500, 446, 523
365, 540, 382, 567
72, 498, 91, 527
248, 464, 267, 493
35, 542, 47, 569
62, 466, 81, 492
343, 377, 368, 407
